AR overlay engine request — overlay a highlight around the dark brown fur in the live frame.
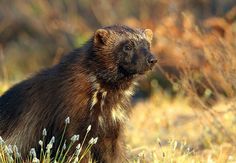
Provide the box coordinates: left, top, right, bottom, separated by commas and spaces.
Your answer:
0, 25, 157, 162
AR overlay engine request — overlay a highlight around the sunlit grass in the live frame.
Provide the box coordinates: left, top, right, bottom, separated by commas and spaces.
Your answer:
126, 92, 236, 162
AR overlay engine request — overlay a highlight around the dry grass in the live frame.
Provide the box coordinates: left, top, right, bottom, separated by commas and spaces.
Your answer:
126, 92, 236, 162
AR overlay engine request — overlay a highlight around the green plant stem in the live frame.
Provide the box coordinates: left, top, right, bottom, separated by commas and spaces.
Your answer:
60, 142, 74, 163
54, 123, 68, 161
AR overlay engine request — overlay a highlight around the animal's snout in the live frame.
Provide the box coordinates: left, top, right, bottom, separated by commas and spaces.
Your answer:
147, 55, 157, 66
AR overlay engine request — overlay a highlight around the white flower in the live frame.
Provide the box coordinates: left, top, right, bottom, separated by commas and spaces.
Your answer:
65, 117, 70, 124
71, 135, 79, 142
46, 143, 53, 154
39, 140, 43, 146
93, 137, 98, 144
62, 142, 67, 150
89, 137, 98, 145
13, 145, 21, 158
8, 145, 13, 154
76, 143, 81, 150
87, 125, 91, 132
4, 146, 10, 154
42, 128, 47, 136
89, 138, 94, 145
50, 136, 55, 144
75, 144, 82, 156
30, 148, 36, 157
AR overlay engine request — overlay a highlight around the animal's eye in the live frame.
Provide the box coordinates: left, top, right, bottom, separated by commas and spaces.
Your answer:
123, 45, 132, 52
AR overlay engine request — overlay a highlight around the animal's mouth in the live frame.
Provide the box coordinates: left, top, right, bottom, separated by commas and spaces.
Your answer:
138, 69, 152, 75
138, 71, 145, 75
119, 61, 157, 76
138, 63, 157, 75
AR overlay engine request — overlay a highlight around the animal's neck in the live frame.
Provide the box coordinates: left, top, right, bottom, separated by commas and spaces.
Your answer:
89, 73, 135, 98
88, 75, 134, 134
88, 73, 135, 114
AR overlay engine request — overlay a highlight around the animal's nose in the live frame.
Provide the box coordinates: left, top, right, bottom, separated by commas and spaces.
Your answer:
147, 55, 157, 65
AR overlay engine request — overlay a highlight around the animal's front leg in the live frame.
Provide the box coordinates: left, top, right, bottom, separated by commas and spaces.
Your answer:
91, 137, 127, 163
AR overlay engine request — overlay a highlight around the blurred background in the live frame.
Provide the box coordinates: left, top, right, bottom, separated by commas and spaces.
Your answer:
0, 0, 236, 162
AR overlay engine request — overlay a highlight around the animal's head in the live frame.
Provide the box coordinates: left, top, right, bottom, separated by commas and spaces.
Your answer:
90, 25, 157, 83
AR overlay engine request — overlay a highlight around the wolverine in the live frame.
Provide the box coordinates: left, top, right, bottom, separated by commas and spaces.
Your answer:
0, 25, 157, 162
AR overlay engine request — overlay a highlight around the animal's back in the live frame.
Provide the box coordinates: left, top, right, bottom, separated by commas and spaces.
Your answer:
0, 67, 71, 154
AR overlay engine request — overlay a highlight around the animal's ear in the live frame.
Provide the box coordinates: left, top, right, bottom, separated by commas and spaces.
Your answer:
143, 29, 153, 43
94, 29, 109, 45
